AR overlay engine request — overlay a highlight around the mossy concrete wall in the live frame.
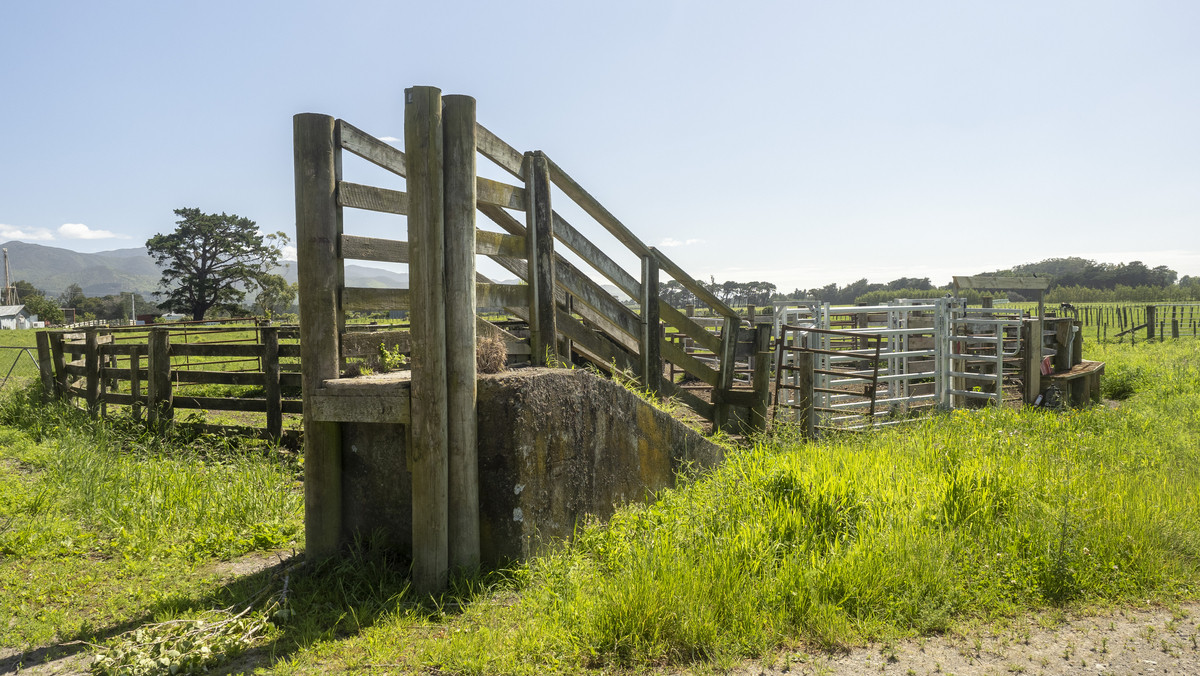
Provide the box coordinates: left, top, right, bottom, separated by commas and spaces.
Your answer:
338, 367, 723, 565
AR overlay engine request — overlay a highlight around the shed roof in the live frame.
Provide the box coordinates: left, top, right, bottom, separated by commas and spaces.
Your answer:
0, 305, 27, 317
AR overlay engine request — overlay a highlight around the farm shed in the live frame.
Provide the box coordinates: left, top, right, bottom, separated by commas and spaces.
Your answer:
0, 305, 35, 330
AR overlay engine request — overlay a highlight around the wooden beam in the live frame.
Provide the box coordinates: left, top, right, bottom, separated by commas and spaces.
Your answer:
476, 176, 525, 211
405, 85, 450, 594
338, 181, 408, 215
641, 254, 661, 394
444, 94, 480, 572
552, 211, 640, 299
294, 112, 344, 559
474, 230, 525, 258
475, 123, 524, 180
338, 119, 406, 177
341, 234, 408, 263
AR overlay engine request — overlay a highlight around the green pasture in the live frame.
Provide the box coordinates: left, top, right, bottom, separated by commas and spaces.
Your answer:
0, 324, 1198, 674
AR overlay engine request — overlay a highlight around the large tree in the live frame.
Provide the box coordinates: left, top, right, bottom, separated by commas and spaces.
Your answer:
147, 208, 288, 320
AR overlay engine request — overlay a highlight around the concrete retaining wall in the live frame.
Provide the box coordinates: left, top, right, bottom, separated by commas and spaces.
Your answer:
339, 367, 724, 565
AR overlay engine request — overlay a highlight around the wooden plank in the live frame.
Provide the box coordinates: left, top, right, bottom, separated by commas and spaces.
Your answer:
480, 202, 641, 352
341, 234, 409, 263
953, 275, 1052, 291
343, 283, 520, 313
476, 176, 525, 211
338, 119, 406, 177
660, 339, 720, 387
170, 343, 265, 358
173, 395, 270, 412
477, 283, 529, 309
343, 287, 410, 312
309, 389, 411, 424
294, 112, 344, 559
279, 344, 301, 358
172, 370, 265, 386
475, 122, 524, 180
555, 307, 639, 375
659, 302, 722, 354
474, 229, 525, 258
552, 211, 640, 298
338, 181, 408, 215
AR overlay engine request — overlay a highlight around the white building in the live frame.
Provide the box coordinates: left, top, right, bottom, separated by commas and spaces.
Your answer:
0, 305, 35, 330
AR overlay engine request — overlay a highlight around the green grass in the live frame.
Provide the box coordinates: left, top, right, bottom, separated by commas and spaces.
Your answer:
0, 385, 303, 657
1, 335, 1198, 674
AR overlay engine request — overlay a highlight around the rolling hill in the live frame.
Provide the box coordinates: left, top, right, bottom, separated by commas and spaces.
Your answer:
1, 241, 410, 299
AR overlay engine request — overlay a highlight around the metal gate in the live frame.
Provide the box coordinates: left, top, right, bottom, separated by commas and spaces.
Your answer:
773, 299, 1024, 432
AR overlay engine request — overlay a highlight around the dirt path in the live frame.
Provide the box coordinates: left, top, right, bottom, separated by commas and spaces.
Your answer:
735, 602, 1200, 676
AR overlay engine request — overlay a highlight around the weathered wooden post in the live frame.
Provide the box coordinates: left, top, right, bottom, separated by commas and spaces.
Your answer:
749, 322, 772, 432
713, 315, 739, 432
524, 150, 556, 366
129, 345, 142, 421
1146, 305, 1156, 340
35, 331, 55, 402
262, 326, 282, 440
640, 254, 661, 395
50, 331, 66, 399
406, 86, 450, 593
84, 329, 100, 416
443, 93, 479, 573
294, 112, 344, 560
795, 350, 816, 439
146, 328, 173, 426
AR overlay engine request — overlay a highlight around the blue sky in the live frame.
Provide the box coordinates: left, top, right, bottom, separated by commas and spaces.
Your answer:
2, 0, 1197, 292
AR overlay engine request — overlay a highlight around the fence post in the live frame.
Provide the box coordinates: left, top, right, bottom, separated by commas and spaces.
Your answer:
1172, 319, 1180, 340
640, 254, 661, 395
406, 85, 450, 594
294, 112, 345, 561
262, 326, 282, 440
713, 315, 739, 432
524, 150, 557, 365
35, 331, 55, 402
749, 322, 772, 433
795, 350, 816, 439
84, 329, 100, 416
1146, 305, 1156, 339
443, 93, 480, 573
130, 345, 142, 420
50, 331, 67, 399
146, 328, 173, 426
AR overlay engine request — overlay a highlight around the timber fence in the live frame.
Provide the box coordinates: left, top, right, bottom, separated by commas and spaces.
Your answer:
36, 322, 303, 442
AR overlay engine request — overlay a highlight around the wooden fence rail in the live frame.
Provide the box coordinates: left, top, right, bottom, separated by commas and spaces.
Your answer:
39, 325, 301, 441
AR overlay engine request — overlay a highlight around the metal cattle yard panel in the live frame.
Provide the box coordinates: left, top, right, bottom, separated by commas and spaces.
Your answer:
773, 298, 1023, 432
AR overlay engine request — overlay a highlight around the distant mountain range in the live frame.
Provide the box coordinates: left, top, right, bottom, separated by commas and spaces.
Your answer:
0, 241, 410, 298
